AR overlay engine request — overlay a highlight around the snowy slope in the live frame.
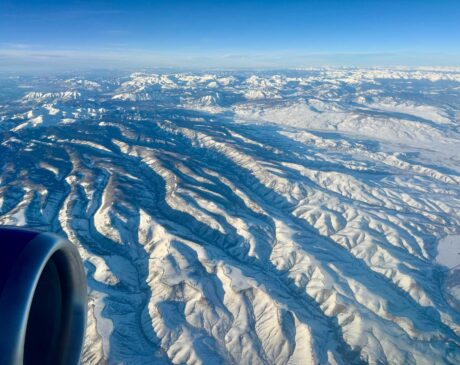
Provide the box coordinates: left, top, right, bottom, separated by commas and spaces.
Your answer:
0, 68, 460, 364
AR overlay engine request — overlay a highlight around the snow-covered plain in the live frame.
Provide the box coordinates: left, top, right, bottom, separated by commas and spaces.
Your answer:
1, 68, 460, 364
437, 235, 460, 269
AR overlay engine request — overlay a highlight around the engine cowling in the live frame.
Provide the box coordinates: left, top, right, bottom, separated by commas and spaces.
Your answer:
0, 227, 86, 365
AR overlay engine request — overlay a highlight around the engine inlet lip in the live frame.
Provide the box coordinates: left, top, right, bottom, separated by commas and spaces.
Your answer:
0, 227, 87, 365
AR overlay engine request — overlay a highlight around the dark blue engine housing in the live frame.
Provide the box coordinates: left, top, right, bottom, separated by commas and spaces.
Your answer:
0, 227, 86, 365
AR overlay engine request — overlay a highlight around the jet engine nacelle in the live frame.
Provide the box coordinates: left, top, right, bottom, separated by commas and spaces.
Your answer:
0, 227, 86, 365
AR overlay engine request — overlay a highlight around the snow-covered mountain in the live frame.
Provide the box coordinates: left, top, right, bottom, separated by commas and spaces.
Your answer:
1, 68, 460, 364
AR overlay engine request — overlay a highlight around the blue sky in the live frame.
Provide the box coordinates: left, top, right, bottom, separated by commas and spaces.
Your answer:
1, 0, 460, 70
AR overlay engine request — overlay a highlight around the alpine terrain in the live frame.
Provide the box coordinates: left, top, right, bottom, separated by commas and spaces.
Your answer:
0, 68, 460, 364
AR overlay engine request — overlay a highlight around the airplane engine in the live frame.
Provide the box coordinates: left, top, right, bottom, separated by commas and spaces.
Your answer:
0, 227, 86, 365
